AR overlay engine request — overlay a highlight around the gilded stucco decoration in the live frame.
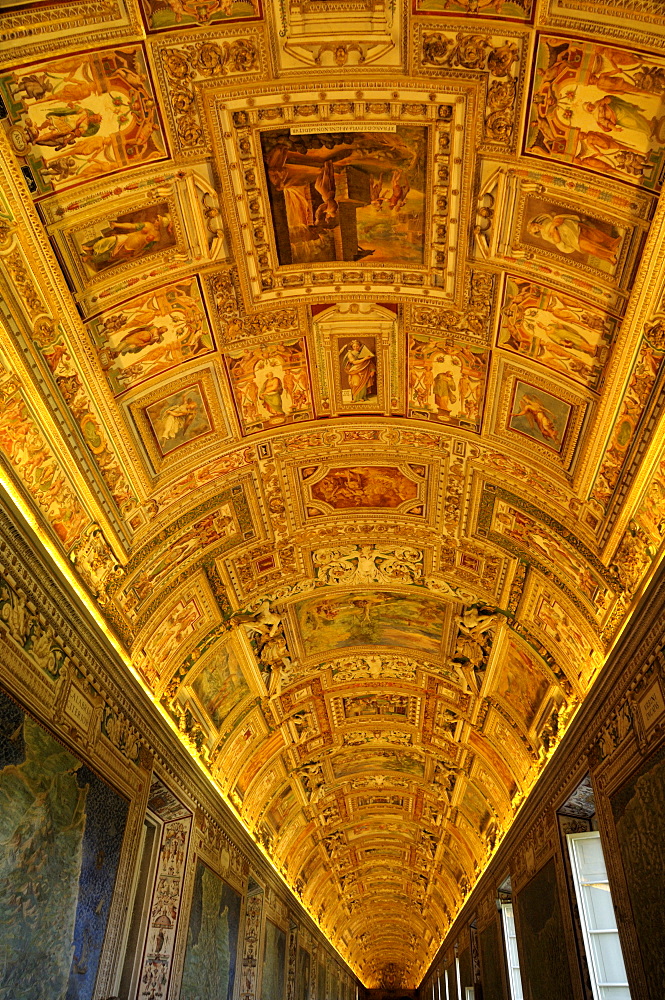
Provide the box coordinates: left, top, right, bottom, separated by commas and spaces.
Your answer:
1, 0, 665, 988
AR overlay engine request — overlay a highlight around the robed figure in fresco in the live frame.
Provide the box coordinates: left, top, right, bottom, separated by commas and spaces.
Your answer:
340, 340, 376, 402
81, 213, 173, 270
259, 373, 285, 417
526, 213, 620, 264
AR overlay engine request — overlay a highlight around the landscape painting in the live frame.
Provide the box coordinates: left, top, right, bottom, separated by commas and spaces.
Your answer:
180, 859, 241, 1000
0, 687, 129, 1000
0, 48, 165, 195
145, 383, 212, 456
611, 744, 665, 997
294, 591, 448, 657
310, 466, 419, 510
515, 858, 574, 1000
493, 641, 550, 729
408, 335, 488, 430
261, 920, 286, 1000
142, 0, 259, 30
460, 781, 493, 834
90, 278, 214, 396
332, 748, 426, 779
509, 381, 571, 452
260, 127, 427, 266
343, 693, 408, 718
190, 643, 250, 731
525, 38, 665, 191
518, 195, 624, 275
73, 202, 176, 279
499, 277, 614, 389
225, 339, 312, 434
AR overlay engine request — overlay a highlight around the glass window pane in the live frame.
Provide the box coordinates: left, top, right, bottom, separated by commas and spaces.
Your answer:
567, 832, 631, 1000
501, 904, 523, 1000
582, 884, 618, 930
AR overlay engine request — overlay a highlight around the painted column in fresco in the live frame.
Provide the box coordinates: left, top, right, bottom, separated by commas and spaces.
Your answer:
240, 887, 264, 1000
136, 814, 192, 1000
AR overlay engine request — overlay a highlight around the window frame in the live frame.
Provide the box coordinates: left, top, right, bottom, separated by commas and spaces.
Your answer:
499, 902, 523, 1000
566, 829, 631, 1000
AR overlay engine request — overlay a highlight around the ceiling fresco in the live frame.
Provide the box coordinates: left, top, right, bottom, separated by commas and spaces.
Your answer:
0, 0, 664, 988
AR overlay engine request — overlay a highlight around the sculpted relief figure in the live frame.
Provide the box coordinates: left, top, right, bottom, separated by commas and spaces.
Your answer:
313, 544, 423, 586
231, 599, 294, 694
452, 605, 500, 690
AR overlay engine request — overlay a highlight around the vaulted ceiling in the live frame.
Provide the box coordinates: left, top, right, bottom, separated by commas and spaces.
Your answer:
1, 0, 665, 987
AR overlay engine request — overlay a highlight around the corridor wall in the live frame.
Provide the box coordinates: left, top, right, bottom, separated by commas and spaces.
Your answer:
418, 557, 665, 1000
0, 496, 358, 1000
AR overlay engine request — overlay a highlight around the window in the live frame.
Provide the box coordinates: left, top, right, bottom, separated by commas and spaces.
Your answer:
567, 831, 631, 1000
500, 903, 523, 1000
443, 966, 451, 1000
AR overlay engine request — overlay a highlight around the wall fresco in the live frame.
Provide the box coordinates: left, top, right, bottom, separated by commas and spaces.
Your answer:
414, 0, 532, 19
145, 383, 212, 456
1, 0, 665, 985
90, 278, 214, 396
508, 381, 572, 452
515, 858, 574, 1000
190, 643, 251, 731
138, 812, 192, 1000
225, 339, 312, 434
0, 687, 129, 1000
262, 920, 287, 1000
611, 744, 665, 997
408, 335, 488, 431
518, 197, 624, 275
308, 466, 419, 511
492, 641, 550, 729
72, 202, 176, 278
142, 0, 259, 30
181, 860, 242, 1000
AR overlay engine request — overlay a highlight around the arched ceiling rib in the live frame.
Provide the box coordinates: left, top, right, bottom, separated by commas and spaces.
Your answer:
0, 0, 665, 986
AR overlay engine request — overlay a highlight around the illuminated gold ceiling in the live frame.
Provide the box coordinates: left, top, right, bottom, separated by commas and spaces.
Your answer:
1, 0, 665, 986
